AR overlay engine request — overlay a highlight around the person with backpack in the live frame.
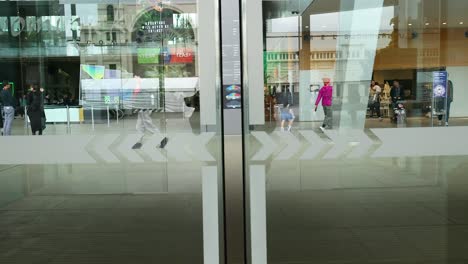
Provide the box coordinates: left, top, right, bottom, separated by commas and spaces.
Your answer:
279, 87, 294, 132
315, 79, 333, 131
27, 86, 46, 135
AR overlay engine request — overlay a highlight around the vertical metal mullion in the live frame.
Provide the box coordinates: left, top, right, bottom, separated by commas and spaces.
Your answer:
219, 0, 246, 263
217, 0, 228, 262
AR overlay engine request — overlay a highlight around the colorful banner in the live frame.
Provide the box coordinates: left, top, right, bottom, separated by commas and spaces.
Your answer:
81, 65, 105, 80
137, 48, 160, 64
138, 48, 193, 64
223, 85, 241, 109
170, 48, 194, 63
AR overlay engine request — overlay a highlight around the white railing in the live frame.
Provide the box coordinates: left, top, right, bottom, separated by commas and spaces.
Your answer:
266, 48, 441, 63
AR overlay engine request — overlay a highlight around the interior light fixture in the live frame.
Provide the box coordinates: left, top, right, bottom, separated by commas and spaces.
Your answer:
425, 22, 430, 26
442, 22, 447, 25
460, 22, 464, 25
408, 23, 412, 26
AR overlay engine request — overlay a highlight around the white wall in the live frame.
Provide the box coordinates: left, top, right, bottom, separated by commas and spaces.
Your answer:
447, 66, 468, 118
244, 0, 265, 125
333, 0, 384, 130
198, 0, 218, 125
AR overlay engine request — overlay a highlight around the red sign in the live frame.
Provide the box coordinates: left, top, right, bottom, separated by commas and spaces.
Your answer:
170, 48, 194, 64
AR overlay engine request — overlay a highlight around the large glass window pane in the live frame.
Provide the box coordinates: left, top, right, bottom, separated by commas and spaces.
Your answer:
243, 0, 468, 263
0, 1, 223, 263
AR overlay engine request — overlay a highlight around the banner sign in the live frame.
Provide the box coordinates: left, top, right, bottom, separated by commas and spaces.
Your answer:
142, 20, 171, 34
81, 65, 105, 80
433, 71, 448, 98
169, 48, 194, 63
137, 48, 160, 64
138, 48, 193, 64
223, 85, 241, 109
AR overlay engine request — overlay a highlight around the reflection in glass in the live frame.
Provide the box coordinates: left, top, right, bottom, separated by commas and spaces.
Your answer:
0, 1, 222, 263
244, 0, 468, 263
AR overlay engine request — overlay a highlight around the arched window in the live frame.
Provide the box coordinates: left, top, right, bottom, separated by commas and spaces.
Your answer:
107, 5, 114, 22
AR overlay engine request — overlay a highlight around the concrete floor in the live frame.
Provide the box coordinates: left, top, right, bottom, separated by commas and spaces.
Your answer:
263, 157, 465, 264
1, 114, 468, 263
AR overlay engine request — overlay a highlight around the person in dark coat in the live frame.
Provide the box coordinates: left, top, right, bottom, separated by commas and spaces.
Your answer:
27, 87, 45, 135
390, 80, 405, 123
437, 79, 454, 126
390, 80, 405, 106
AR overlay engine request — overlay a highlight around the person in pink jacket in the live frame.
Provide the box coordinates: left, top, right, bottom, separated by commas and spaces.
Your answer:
314, 79, 333, 131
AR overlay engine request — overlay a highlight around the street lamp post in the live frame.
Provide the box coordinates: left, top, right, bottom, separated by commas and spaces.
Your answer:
158, 1, 166, 134
159, 8, 165, 112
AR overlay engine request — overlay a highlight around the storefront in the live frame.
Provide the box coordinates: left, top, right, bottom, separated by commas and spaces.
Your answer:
260, 0, 468, 128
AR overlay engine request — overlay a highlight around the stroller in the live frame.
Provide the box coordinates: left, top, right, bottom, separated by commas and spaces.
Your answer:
392, 102, 407, 127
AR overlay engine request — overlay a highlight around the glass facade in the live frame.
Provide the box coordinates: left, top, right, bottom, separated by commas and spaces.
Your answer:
1, 0, 468, 263
243, 0, 468, 263
0, 0, 223, 263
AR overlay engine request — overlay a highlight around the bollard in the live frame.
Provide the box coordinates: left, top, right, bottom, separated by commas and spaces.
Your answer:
116, 105, 119, 124
107, 106, 110, 127
182, 101, 185, 120
24, 106, 29, 135
91, 106, 95, 131
66, 106, 71, 134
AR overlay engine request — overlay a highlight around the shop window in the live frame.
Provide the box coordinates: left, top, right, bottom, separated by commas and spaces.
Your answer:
106, 32, 111, 41
107, 5, 114, 22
